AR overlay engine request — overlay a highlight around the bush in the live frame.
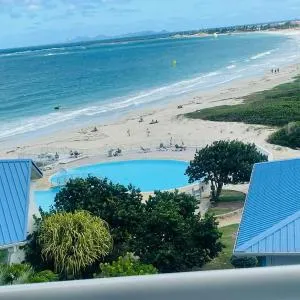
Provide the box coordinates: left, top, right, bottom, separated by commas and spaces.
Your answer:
99, 253, 158, 277
39, 211, 112, 279
268, 121, 300, 149
0, 264, 59, 285
27, 270, 58, 283
230, 255, 258, 268
0, 264, 32, 285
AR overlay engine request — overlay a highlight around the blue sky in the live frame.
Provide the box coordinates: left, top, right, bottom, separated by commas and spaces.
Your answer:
0, 0, 299, 48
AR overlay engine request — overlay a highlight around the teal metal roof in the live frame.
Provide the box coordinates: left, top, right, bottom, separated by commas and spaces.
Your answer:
235, 158, 300, 255
0, 159, 42, 248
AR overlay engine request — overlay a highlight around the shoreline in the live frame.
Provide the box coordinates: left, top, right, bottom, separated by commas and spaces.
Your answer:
1, 29, 300, 177
6, 62, 300, 159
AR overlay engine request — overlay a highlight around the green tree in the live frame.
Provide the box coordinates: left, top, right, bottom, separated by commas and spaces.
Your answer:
54, 177, 145, 260
133, 191, 223, 273
99, 253, 158, 277
39, 211, 112, 279
186, 140, 267, 201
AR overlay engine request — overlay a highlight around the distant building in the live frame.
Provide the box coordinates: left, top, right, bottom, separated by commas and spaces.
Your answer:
0, 159, 43, 263
234, 159, 300, 266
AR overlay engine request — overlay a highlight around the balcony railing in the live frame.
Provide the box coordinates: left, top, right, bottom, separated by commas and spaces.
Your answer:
0, 265, 300, 300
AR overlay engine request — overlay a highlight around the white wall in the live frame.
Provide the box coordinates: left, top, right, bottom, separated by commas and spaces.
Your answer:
7, 246, 25, 264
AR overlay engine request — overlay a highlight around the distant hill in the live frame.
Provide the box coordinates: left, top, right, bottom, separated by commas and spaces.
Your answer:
68, 30, 169, 43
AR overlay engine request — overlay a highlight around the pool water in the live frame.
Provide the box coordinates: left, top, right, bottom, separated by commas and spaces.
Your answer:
35, 160, 190, 211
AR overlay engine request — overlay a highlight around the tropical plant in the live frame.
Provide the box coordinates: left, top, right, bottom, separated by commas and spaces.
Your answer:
186, 140, 267, 201
0, 264, 58, 285
23, 215, 54, 272
99, 253, 158, 277
54, 177, 145, 260
39, 210, 112, 279
0, 264, 32, 285
230, 256, 258, 268
132, 191, 223, 273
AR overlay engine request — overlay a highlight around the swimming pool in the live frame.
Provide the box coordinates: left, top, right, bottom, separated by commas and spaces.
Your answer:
35, 160, 191, 211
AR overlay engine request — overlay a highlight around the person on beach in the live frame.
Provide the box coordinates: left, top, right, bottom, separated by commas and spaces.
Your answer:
127, 129, 131, 137
146, 128, 150, 137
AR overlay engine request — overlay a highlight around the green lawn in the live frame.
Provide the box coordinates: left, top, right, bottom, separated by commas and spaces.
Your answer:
202, 224, 239, 270
218, 190, 246, 202
207, 207, 232, 215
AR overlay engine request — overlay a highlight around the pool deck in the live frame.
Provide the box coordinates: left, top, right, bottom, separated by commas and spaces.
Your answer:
35, 149, 197, 191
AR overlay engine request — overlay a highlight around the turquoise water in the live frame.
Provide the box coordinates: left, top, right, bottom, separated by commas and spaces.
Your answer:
35, 160, 190, 210
1, 33, 299, 140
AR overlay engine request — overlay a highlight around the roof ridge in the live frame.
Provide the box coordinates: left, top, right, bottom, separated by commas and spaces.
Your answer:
235, 210, 300, 252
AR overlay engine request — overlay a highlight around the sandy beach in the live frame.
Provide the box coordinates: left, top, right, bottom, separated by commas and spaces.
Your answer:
1, 29, 300, 186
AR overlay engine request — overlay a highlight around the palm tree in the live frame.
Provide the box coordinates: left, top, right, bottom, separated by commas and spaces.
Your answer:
39, 211, 112, 279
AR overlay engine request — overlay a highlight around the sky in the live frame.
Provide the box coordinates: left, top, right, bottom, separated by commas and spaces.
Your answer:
0, 0, 299, 49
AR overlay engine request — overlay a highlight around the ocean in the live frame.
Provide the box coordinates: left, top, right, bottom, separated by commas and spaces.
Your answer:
0, 33, 299, 141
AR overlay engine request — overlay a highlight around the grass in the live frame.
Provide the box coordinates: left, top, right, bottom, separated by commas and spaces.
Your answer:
185, 75, 300, 127
218, 190, 246, 202
207, 207, 232, 215
202, 224, 239, 270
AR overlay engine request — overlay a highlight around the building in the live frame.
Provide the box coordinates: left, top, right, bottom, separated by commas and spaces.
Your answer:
0, 159, 43, 263
234, 158, 300, 266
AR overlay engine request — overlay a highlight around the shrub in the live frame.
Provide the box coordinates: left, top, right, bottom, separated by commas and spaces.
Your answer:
230, 255, 258, 268
99, 253, 158, 277
39, 211, 112, 279
268, 121, 300, 149
27, 270, 58, 283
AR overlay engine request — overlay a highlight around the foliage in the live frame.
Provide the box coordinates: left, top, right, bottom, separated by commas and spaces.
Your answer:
218, 190, 246, 202
26, 270, 58, 283
54, 177, 145, 260
99, 253, 158, 277
0, 264, 32, 285
0, 264, 58, 285
132, 191, 223, 273
185, 75, 300, 127
202, 224, 239, 270
268, 121, 300, 149
0, 250, 7, 264
230, 256, 258, 268
39, 210, 112, 279
23, 215, 55, 272
186, 140, 267, 201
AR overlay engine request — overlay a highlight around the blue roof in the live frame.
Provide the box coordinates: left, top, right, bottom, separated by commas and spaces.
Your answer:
235, 158, 300, 255
0, 159, 42, 248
